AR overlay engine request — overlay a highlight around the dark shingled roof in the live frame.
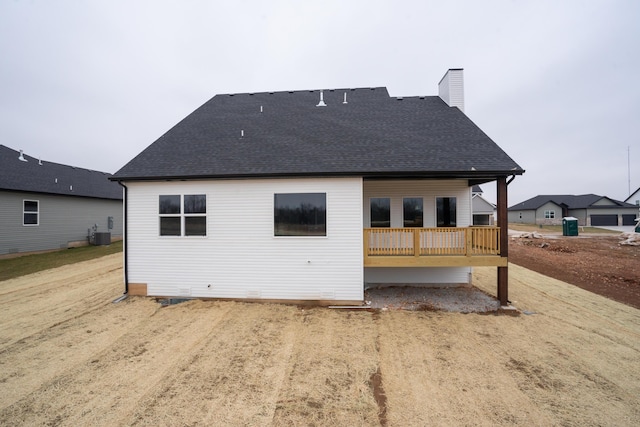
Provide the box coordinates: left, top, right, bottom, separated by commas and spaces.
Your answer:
509, 194, 636, 210
112, 88, 524, 181
0, 145, 122, 200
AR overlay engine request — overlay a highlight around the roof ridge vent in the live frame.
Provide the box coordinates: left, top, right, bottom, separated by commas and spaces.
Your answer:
316, 91, 327, 107
18, 150, 28, 162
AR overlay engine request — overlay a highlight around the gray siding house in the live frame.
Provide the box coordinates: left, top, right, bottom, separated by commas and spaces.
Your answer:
0, 145, 123, 256
508, 194, 638, 226
472, 186, 495, 225
625, 187, 640, 207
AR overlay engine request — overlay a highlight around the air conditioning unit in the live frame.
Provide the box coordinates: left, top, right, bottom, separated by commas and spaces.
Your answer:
94, 232, 111, 246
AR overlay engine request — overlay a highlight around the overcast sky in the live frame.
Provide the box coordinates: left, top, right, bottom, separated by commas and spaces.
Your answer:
1, 0, 639, 205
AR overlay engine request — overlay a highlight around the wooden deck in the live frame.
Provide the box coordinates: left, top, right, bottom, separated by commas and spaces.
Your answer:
363, 227, 507, 267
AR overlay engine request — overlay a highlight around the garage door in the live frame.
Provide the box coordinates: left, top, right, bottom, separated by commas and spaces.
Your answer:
590, 215, 618, 226
622, 214, 638, 226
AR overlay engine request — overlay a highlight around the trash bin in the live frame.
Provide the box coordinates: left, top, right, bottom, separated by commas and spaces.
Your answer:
562, 217, 579, 236
94, 232, 111, 245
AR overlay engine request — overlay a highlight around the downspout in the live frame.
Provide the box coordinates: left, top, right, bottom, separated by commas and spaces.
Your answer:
118, 181, 129, 294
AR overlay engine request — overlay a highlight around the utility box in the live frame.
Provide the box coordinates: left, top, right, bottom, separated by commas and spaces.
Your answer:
94, 232, 111, 246
562, 217, 579, 236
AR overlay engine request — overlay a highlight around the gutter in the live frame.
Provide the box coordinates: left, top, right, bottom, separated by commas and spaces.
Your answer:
117, 181, 129, 294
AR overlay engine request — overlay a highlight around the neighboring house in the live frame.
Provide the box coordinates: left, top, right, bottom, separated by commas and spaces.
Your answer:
111, 69, 524, 305
472, 185, 495, 225
625, 187, 640, 207
508, 194, 638, 226
0, 145, 123, 256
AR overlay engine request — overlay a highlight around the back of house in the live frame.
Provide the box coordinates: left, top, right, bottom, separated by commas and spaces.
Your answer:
111, 69, 524, 305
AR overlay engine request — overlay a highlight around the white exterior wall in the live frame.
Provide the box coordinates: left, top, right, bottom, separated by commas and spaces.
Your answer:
363, 179, 472, 285
126, 178, 363, 302
438, 69, 465, 112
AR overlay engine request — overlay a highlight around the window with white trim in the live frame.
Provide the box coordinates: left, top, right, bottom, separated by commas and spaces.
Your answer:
274, 193, 326, 236
402, 197, 424, 227
159, 194, 206, 236
370, 198, 391, 227
544, 210, 555, 219
436, 197, 457, 227
23, 200, 39, 226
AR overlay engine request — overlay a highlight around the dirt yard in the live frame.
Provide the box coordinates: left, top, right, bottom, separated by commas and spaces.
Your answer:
509, 232, 640, 309
1, 254, 639, 426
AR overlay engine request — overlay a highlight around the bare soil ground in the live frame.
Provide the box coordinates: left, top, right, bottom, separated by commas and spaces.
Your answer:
509, 232, 640, 309
1, 254, 639, 426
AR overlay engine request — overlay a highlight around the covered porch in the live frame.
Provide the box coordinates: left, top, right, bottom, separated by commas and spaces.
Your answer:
362, 177, 511, 305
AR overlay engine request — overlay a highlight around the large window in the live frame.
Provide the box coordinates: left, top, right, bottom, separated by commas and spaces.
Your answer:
544, 210, 555, 219
274, 193, 326, 236
23, 200, 39, 226
159, 194, 206, 236
403, 197, 423, 227
370, 198, 390, 227
436, 197, 456, 227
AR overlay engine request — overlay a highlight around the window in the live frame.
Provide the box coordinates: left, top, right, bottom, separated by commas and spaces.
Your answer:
436, 197, 456, 227
23, 200, 39, 226
159, 194, 206, 236
403, 198, 423, 227
544, 210, 555, 219
274, 193, 326, 236
370, 198, 390, 227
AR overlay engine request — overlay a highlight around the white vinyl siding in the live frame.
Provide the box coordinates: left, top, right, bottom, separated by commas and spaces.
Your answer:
363, 180, 472, 285
126, 178, 363, 302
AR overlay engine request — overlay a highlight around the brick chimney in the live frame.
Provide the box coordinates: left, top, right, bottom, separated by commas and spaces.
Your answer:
438, 68, 464, 112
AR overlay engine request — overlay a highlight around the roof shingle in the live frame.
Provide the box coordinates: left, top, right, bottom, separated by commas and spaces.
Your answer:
0, 145, 122, 200
112, 88, 524, 181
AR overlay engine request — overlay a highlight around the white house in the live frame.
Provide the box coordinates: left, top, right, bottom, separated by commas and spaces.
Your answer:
111, 69, 524, 305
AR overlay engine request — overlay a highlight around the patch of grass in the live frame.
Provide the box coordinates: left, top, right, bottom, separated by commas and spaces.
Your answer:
0, 240, 123, 282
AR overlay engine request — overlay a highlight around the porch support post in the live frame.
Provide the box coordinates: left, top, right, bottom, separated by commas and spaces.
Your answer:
497, 176, 509, 305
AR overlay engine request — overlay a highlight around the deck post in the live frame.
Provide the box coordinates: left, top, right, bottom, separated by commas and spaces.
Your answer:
497, 176, 509, 305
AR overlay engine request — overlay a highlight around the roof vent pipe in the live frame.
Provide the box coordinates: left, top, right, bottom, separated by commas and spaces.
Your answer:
38, 158, 42, 165
260, 105, 263, 113
316, 91, 327, 107
18, 150, 28, 162
241, 130, 244, 138
343, 92, 348, 104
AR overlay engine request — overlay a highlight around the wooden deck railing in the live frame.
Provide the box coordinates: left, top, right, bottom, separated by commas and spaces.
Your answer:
364, 227, 501, 258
